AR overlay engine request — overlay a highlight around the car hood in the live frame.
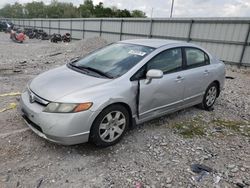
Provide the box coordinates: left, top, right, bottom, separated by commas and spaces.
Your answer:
29, 65, 110, 102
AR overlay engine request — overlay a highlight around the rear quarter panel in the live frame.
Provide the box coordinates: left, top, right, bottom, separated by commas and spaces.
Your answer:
212, 58, 226, 91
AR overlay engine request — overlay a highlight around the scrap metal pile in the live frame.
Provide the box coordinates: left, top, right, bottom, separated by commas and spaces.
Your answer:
0, 21, 71, 43
24, 28, 71, 43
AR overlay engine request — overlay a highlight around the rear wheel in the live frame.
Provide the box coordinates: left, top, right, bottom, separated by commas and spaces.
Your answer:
90, 105, 129, 147
200, 82, 218, 110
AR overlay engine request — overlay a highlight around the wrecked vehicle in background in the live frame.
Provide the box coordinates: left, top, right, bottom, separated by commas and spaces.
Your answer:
0, 21, 14, 32
20, 39, 225, 147
10, 29, 26, 43
24, 28, 50, 40
50, 33, 71, 43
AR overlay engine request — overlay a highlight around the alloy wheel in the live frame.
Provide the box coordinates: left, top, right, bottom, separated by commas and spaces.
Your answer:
205, 86, 217, 107
99, 111, 126, 142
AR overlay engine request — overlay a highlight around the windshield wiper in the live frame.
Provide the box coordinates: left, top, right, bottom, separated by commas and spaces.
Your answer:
68, 61, 113, 79
68, 60, 89, 73
68, 59, 80, 68
78, 66, 113, 79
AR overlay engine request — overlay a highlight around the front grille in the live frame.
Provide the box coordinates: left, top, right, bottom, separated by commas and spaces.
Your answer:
27, 88, 49, 106
22, 112, 43, 133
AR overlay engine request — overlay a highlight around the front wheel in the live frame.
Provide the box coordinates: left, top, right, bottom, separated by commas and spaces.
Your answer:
200, 83, 218, 110
90, 105, 129, 147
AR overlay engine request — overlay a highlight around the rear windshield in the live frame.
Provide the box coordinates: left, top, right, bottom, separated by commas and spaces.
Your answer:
73, 43, 155, 78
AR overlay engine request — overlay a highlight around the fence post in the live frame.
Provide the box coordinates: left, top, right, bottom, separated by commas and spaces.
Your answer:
99, 19, 103, 37
239, 23, 250, 67
58, 19, 60, 34
119, 19, 123, 41
41, 19, 43, 30
70, 19, 72, 36
49, 19, 51, 35
187, 19, 194, 42
82, 19, 85, 39
148, 19, 153, 38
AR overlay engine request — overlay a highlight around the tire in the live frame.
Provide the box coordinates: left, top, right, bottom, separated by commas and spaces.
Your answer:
90, 104, 130, 147
200, 82, 218, 110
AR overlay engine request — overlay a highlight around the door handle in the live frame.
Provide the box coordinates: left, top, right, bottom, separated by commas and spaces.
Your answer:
175, 76, 184, 82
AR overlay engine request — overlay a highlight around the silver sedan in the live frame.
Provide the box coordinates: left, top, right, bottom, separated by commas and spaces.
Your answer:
20, 39, 225, 146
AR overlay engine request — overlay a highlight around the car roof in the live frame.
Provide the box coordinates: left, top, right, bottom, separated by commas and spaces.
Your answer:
119, 39, 187, 48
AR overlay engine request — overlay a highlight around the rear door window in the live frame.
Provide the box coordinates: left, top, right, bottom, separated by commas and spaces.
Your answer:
185, 48, 210, 68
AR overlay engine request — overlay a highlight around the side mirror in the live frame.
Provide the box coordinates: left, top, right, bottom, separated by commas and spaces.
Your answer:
145, 69, 163, 84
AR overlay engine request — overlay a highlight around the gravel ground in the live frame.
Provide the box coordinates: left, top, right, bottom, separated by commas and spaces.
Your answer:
0, 32, 249, 188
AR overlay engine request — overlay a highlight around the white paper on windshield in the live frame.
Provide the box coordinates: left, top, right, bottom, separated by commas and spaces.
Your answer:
128, 50, 147, 56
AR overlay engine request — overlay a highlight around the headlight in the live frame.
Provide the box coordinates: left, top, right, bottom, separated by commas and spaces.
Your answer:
43, 102, 92, 113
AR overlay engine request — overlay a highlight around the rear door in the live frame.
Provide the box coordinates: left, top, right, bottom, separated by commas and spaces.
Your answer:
181, 47, 212, 106
137, 47, 185, 120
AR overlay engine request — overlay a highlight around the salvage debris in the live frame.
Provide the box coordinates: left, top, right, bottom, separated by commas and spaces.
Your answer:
19, 60, 27, 65
225, 76, 235, 79
191, 164, 213, 182
49, 52, 62, 57
36, 178, 44, 188
191, 164, 213, 173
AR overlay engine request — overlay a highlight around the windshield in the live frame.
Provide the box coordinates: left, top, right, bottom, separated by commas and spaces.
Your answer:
71, 43, 155, 78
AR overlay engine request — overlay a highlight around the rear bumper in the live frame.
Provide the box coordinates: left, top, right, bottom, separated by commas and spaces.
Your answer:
20, 91, 96, 145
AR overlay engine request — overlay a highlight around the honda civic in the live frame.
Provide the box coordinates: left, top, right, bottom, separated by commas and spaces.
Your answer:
20, 39, 225, 147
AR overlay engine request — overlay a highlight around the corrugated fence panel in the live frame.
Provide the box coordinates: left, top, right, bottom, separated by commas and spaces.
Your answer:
59, 29, 68, 36
152, 22, 190, 38
101, 33, 120, 42
24, 20, 29, 27
72, 20, 82, 30
2, 18, 250, 66
60, 20, 70, 29
35, 20, 42, 27
50, 28, 58, 34
50, 20, 58, 29
84, 31, 99, 38
102, 20, 121, 33
191, 23, 248, 42
43, 20, 50, 28
72, 30, 83, 39
85, 20, 100, 31
242, 46, 250, 65
122, 21, 149, 35
30, 20, 35, 27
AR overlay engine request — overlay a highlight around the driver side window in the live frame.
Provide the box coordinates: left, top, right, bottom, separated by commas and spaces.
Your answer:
147, 48, 183, 74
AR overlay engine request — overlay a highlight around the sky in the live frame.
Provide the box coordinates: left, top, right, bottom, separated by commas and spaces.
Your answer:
0, 0, 250, 17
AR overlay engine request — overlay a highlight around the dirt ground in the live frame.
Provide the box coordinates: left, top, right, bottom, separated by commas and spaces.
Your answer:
0, 32, 249, 188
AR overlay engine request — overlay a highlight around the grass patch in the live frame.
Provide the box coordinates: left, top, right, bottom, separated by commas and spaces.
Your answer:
212, 119, 250, 137
213, 119, 243, 131
171, 118, 205, 138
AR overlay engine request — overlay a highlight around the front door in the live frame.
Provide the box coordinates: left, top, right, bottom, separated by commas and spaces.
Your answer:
138, 48, 185, 120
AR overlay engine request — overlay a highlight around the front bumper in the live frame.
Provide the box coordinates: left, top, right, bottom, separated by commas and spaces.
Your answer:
20, 91, 96, 145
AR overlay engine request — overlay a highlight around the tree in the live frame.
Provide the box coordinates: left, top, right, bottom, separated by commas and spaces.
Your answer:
0, 3, 24, 18
46, 1, 79, 18
0, 0, 146, 18
131, 10, 146, 18
25, 2, 46, 18
79, 0, 94, 17
93, 2, 105, 17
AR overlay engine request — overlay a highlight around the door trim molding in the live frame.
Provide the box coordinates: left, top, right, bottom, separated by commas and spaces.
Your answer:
139, 99, 183, 117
